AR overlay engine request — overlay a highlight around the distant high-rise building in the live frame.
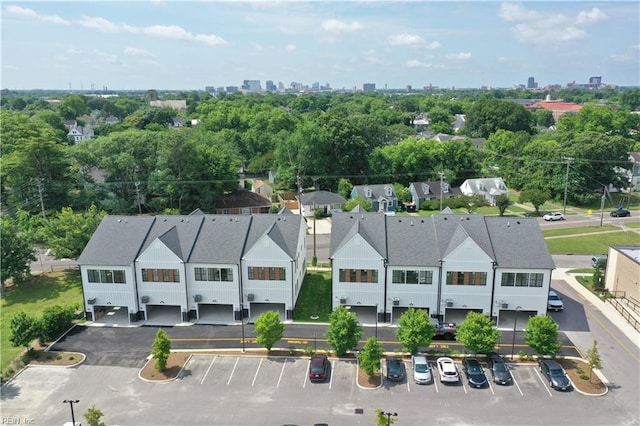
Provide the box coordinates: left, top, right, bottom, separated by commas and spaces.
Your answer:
527, 77, 537, 89
362, 83, 376, 93
589, 76, 602, 85
265, 80, 276, 92
241, 80, 261, 92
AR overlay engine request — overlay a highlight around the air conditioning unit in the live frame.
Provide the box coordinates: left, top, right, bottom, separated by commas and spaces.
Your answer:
445, 300, 453, 308
393, 298, 400, 306
141, 296, 150, 304
87, 297, 96, 305
247, 294, 255, 302
500, 302, 509, 309
194, 295, 202, 303
339, 297, 347, 304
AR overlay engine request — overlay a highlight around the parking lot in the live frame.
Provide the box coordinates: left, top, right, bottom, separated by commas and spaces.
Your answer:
0, 354, 633, 426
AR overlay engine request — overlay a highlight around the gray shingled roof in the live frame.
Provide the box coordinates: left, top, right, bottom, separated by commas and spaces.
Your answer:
484, 217, 555, 269
329, 212, 387, 258
243, 215, 304, 259
386, 216, 440, 266
188, 215, 252, 263
77, 216, 155, 265
432, 214, 495, 260
299, 190, 346, 205
409, 181, 462, 199
352, 184, 397, 200
140, 215, 204, 261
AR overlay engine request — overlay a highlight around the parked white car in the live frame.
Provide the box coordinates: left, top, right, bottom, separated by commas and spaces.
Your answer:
548, 290, 564, 311
543, 212, 565, 221
411, 355, 432, 384
436, 357, 459, 383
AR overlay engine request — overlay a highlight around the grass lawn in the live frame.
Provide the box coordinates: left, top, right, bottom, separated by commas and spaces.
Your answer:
293, 271, 332, 322
545, 231, 640, 255
543, 225, 620, 237
1, 271, 83, 371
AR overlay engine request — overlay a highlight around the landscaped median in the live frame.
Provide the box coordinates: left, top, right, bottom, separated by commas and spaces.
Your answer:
137, 350, 608, 396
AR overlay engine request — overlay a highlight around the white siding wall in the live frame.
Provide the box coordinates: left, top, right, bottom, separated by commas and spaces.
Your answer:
293, 221, 307, 302
243, 235, 294, 309
386, 267, 440, 314
332, 235, 385, 309
187, 263, 240, 311
494, 268, 552, 316
81, 265, 138, 315
136, 240, 188, 310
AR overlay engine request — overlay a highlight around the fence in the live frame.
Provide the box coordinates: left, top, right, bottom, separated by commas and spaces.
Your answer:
607, 296, 640, 333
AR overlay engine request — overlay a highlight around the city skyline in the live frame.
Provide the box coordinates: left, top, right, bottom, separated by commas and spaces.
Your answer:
1, 1, 639, 91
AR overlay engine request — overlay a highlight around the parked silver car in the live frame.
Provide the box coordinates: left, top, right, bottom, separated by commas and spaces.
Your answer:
411, 355, 432, 384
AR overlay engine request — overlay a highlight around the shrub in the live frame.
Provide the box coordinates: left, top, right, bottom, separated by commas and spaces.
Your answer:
288, 345, 296, 355
580, 373, 590, 381
304, 346, 315, 357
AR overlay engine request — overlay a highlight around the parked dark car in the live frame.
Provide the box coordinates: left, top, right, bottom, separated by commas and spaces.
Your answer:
308, 354, 329, 383
386, 357, 406, 382
461, 357, 487, 388
486, 352, 512, 385
539, 359, 571, 391
610, 209, 631, 217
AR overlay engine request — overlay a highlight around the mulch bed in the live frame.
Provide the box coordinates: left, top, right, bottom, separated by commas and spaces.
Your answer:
559, 358, 606, 394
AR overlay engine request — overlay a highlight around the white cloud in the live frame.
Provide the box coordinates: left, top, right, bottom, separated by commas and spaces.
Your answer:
4, 5, 69, 24
3, 64, 19, 70
512, 23, 586, 45
445, 52, 472, 61
499, 3, 541, 22
93, 50, 119, 64
387, 34, 440, 49
285, 44, 297, 52
124, 47, 154, 58
74, 15, 227, 46
497, 56, 512, 63
321, 19, 363, 34
576, 8, 608, 25
406, 60, 439, 68
66, 48, 82, 55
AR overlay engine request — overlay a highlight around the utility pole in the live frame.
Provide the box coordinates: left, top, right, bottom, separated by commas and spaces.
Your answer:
562, 157, 573, 215
439, 171, 445, 211
599, 186, 606, 227
134, 166, 142, 215
35, 178, 46, 219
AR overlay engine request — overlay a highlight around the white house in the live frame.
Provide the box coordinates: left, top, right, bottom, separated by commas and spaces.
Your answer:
68, 125, 94, 143
460, 177, 509, 206
298, 190, 347, 217
330, 212, 555, 328
77, 211, 307, 325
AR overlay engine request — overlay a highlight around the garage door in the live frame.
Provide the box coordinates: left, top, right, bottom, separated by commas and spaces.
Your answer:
444, 308, 482, 324
346, 305, 376, 325
391, 307, 429, 325
197, 304, 234, 324
497, 309, 536, 330
248, 303, 285, 322
93, 306, 130, 325
145, 305, 182, 325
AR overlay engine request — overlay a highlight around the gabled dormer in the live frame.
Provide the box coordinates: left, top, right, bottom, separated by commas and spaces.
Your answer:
476, 180, 485, 191
422, 183, 430, 194
385, 185, 393, 197
442, 182, 449, 193
365, 187, 372, 198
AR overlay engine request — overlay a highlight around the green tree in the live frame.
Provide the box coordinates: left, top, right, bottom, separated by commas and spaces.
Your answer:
58, 95, 89, 120
455, 311, 500, 354
524, 315, 561, 356
518, 189, 550, 215
586, 339, 602, 382
393, 183, 411, 205
254, 310, 285, 351
84, 406, 106, 426
1, 216, 36, 287
326, 306, 362, 356
38, 305, 75, 343
395, 308, 435, 355
465, 99, 533, 138
534, 109, 555, 127
152, 328, 172, 371
41, 205, 106, 259
358, 337, 383, 376
337, 178, 354, 199
343, 197, 372, 212
592, 267, 604, 291
9, 312, 38, 349
495, 194, 511, 216
375, 409, 397, 426
459, 194, 486, 213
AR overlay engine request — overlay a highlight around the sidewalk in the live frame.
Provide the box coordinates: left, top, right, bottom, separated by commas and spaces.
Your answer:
555, 268, 640, 350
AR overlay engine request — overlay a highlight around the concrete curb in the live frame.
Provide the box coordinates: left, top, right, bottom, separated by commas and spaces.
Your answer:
138, 353, 192, 383
354, 358, 383, 390
563, 356, 609, 397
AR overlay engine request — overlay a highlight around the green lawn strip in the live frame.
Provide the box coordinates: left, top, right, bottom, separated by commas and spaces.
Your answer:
1, 271, 83, 371
546, 232, 640, 255
543, 225, 620, 237
293, 271, 332, 322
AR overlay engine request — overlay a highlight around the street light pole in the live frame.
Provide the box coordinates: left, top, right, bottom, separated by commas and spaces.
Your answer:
240, 303, 246, 353
375, 304, 378, 339
63, 399, 79, 426
511, 306, 522, 360
382, 411, 398, 426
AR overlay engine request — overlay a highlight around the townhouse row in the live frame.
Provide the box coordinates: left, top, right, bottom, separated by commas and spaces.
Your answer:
77, 210, 307, 324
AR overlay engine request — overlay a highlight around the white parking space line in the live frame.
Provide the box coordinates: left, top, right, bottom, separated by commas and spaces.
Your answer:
303, 359, 310, 388
276, 358, 287, 388
329, 360, 335, 389
486, 373, 495, 395
227, 357, 239, 386
251, 357, 263, 387
200, 355, 217, 385
431, 364, 439, 393
405, 362, 410, 392
511, 371, 524, 396
535, 368, 553, 397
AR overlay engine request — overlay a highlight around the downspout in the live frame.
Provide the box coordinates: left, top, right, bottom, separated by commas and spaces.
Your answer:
436, 260, 444, 319
489, 261, 498, 320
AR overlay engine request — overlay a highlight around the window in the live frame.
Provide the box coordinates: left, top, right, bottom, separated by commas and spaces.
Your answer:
195, 268, 206, 281
87, 269, 126, 284
406, 270, 418, 284
392, 269, 433, 285
502, 272, 544, 288
247, 266, 285, 281
392, 270, 406, 284
446, 271, 486, 286
141, 268, 179, 283
220, 268, 233, 282
339, 268, 378, 283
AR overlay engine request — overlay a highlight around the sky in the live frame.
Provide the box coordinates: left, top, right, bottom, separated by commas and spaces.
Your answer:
1, 1, 639, 91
